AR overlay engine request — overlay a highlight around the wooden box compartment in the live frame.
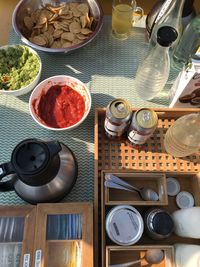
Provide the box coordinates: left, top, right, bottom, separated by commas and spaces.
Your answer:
102, 170, 168, 206
106, 246, 175, 267
46, 240, 82, 267
0, 203, 93, 267
101, 172, 200, 266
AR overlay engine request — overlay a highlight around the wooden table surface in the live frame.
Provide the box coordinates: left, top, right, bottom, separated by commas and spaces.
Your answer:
1, 0, 199, 46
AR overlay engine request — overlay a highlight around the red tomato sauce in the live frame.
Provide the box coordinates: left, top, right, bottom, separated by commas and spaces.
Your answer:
34, 85, 85, 128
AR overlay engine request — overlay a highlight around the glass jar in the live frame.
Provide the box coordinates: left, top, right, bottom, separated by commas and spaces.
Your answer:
144, 208, 174, 240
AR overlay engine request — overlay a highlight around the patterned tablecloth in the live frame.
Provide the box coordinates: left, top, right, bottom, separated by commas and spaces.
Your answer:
0, 16, 175, 205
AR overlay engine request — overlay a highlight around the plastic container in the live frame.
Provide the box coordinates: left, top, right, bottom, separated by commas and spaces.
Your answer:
176, 191, 194, 209
174, 244, 200, 267
172, 207, 200, 238
164, 113, 200, 157
166, 177, 181, 196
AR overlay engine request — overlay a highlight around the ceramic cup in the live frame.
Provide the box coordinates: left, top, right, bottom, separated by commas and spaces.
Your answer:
112, 0, 144, 40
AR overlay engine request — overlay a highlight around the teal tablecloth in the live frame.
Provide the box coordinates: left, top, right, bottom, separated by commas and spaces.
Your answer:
0, 16, 173, 205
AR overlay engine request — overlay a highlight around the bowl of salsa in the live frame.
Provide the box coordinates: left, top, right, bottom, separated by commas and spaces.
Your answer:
0, 45, 42, 96
29, 75, 91, 131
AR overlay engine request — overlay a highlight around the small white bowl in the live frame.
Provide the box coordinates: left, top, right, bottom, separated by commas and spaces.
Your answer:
0, 45, 42, 96
29, 75, 91, 131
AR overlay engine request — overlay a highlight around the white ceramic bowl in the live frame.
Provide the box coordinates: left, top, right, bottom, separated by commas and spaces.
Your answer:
29, 75, 91, 131
0, 45, 42, 96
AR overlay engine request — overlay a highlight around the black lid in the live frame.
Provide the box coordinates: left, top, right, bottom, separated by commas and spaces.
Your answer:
157, 26, 178, 47
152, 211, 174, 236
12, 139, 50, 175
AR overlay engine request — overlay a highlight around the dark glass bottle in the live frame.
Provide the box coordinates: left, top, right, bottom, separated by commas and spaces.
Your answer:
171, 14, 200, 71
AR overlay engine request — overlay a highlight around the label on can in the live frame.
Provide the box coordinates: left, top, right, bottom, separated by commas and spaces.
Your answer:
128, 129, 153, 144
104, 98, 132, 138
104, 118, 128, 137
127, 108, 158, 145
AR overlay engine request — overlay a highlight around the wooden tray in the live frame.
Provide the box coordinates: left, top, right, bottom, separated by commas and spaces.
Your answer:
94, 108, 200, 267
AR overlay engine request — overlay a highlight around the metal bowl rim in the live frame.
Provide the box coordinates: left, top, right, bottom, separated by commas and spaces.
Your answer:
12, 0, 104, 53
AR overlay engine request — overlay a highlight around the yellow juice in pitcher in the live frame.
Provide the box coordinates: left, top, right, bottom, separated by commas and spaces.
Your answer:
112, 4, 132, 37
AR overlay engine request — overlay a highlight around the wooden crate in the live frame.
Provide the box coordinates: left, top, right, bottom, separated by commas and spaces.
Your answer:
94, 108, 200, 267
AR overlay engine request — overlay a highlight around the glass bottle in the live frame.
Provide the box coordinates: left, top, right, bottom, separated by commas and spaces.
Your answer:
171, 13, 200, 71
135, 26, 177, 101
164, 113, 200, 157
149, 0, 185, 49
146, 0, 195, 37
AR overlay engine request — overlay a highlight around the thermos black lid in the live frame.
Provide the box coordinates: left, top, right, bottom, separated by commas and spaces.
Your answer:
157, 26, 178, 47
152, 211, 174, 235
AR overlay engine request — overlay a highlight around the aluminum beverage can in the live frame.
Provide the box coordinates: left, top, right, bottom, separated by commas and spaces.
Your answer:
104, 98, 132, 138
127, 108, 158, 145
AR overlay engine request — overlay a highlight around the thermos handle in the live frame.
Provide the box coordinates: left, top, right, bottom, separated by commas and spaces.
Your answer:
0, 162, 15, 191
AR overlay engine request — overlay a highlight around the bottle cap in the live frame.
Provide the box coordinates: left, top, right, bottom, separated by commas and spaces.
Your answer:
157, 26, 178, 47
166, 177, 181, 196
176, 191, 195, 209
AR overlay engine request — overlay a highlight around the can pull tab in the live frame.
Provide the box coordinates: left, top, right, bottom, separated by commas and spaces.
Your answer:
115, 102, 125, 113
143, 111, 151, 122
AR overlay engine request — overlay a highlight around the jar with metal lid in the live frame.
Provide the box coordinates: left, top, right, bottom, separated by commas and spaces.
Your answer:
127, 108, 158, 145
105, 205, 144, 246
144, 208, 174, 240
104, 99, 132, 139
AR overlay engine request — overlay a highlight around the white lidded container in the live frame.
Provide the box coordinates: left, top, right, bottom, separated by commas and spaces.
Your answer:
106, 205, 144, 245
172, 207, 200, 238
175, 244, 200, 267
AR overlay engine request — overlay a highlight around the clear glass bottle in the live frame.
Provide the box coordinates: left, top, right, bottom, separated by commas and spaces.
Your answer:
135, 26, 177, 101
149, 0, 185, 49
164, 113, 200, 157
171, 13, 200, 71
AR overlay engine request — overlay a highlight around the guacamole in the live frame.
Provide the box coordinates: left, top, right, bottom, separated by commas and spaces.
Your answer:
0, 45, 40, 91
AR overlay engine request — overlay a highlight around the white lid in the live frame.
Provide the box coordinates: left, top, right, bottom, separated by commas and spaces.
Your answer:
167, 177, 181, 196
176, 191, 195, 209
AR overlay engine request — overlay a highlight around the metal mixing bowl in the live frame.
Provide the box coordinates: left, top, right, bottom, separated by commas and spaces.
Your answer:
12, 0, 103, 53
